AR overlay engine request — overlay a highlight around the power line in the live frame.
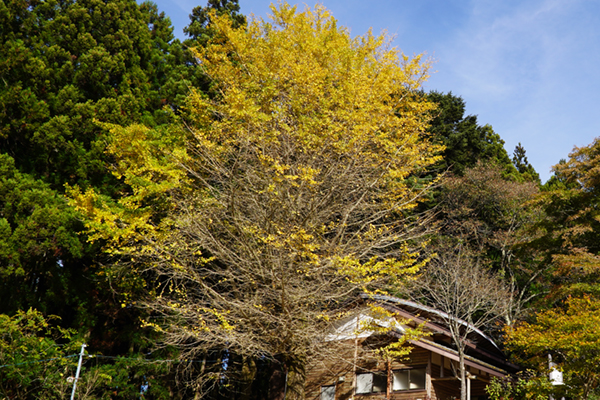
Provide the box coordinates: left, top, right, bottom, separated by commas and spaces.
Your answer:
0, 354, 220, 369
87, 354, 221, 364
0, 354, 78, 369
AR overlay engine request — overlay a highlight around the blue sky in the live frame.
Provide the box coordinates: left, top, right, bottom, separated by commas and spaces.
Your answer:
149, 0, 600, 182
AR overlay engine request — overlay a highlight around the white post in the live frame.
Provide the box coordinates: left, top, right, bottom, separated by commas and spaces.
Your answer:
70, 343, 87, 400
548, 353, 564, 400
466, 373, 471, 400
351, 315, 359, 399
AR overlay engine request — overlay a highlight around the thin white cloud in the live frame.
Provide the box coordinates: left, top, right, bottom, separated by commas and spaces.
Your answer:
442, 0, 577, 101
171, 0, 196, 14
423, 0, 600, 181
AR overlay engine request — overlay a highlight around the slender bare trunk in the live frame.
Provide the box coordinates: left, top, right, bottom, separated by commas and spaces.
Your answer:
459, 348, 467, 400
193, 356, 207, 400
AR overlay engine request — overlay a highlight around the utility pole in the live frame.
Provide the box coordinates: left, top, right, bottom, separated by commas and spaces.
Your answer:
70, 343, 87, 400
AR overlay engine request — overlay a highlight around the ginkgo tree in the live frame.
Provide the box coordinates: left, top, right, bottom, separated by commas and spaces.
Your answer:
70, 3, 442, 399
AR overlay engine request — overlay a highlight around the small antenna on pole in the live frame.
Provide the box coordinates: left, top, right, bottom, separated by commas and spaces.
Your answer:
70, 343, 87, 400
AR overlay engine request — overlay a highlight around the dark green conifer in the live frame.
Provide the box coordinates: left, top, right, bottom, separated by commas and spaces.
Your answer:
427, 91, 519, 177
512, 142, 541, 183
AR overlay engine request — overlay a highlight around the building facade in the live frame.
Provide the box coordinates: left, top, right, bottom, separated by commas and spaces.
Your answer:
305, 297, 518, 400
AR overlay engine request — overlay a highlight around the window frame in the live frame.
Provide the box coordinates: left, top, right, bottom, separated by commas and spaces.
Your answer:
320, 384, 336, 400
355, 371, 387, 394
392, 367, 427, 391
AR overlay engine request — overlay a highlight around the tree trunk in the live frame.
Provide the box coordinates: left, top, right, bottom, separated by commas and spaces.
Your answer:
193, 355, 207, 400
268, 355, 306, 400
268, 362, 286, 400
459, 349, 467, 400
285, 358, 306, 400
239, 356, 257, 400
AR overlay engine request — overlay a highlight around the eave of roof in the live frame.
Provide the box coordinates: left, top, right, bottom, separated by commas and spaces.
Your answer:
409, 338, 508, 378
361, 294, 500, 351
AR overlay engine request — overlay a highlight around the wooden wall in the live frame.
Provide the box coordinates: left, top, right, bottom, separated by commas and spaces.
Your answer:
306, 335, 497, 400
306, 337, 436, 400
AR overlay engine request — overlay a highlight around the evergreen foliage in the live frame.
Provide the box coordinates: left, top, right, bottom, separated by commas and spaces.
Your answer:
184, 0, 246, 44
513, 142, 541, 183
0, 0, 187, 380
0, 154, 83, 316
0, 0, 182, 190
426, 91, 515, 176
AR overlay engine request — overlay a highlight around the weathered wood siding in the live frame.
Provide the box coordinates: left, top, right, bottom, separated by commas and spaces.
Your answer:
306, 337, 447, 400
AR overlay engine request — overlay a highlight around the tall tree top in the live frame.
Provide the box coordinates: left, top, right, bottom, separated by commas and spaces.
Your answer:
513, 142, 541, 183
0, 0, 181, 191
426, 91, 538, 182
71, 4, 442, 397
184, 0, 246, 45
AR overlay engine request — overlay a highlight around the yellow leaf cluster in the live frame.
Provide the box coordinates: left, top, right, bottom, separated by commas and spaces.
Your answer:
359, 304, 430, 361
68, 122, 188, 251
505, 295, 600, 393
186, 3, 441, 198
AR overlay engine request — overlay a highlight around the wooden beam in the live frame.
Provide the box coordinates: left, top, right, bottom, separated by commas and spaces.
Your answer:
410, 340, 507, 378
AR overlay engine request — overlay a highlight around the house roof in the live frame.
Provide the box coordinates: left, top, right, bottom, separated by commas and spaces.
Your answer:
325, 310, 407, 341
335, 294, 521, 375
362, 294, 500, 351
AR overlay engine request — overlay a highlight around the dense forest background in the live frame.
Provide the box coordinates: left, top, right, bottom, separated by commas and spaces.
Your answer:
1, 1, 599, 399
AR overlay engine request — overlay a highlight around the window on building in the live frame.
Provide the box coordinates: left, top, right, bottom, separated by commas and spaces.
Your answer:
392, 368, 426, 391
356, 372, 387, 394
321, 385, 336, 400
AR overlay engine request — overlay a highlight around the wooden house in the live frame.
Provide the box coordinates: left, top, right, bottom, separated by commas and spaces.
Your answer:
305, 296, 518, 400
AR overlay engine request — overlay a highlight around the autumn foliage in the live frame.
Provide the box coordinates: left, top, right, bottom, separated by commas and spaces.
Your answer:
505, 296, 600, 399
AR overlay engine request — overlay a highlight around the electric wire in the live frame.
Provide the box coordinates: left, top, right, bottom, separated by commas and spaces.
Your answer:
0, 354, 79, 368
0, 353, 220, 368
